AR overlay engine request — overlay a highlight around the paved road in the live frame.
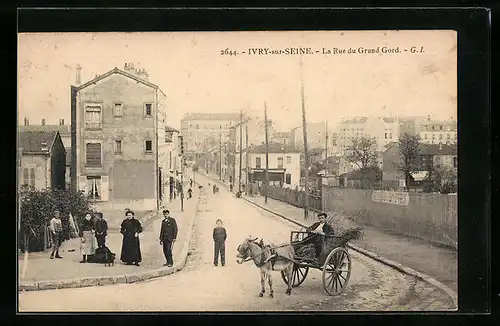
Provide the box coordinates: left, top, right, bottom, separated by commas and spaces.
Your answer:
18, 174, 454, 312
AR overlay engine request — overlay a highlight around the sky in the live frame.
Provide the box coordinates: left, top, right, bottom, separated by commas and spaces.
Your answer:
18, 30, 457, 131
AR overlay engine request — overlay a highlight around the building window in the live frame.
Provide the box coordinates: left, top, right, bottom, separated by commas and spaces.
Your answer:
256, 157, 261, 169
22, 168, 35, 188
277, 157, 284, 169
115, 140, 122, 154
145, 140, 153, 154
424, 134, 428, 139
439, 134, 443, 139
86, 143, 102, 167
285, 173, 291, 185
389, 133, 392, 138
87, 176, 101, 200
440, 125, 443, 130
114, 103, 123, 117
447, 134, 451, 139
85, 105, 102, 129
144, 103, 153, 117
286, 156, 291, 164
432, 134, 436, 139
453, 157, 457, 168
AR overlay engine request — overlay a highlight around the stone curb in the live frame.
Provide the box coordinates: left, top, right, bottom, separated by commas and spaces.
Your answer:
203, 172, 458, 310
19, 181, 201, 292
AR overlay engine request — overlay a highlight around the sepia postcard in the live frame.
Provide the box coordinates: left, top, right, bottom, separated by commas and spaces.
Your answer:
17, 30, 458, 312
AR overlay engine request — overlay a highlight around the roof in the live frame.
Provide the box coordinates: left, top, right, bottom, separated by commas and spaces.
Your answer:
19, 125, 70, 136
18, 131, 59, 154
419, 143, 457, 156
340, 117, 368, 124
381, 117, 396, 123
249, 142, 301, 154
165, 125, 179, 133
75, 67, 164, 96
181, 112, 241, 122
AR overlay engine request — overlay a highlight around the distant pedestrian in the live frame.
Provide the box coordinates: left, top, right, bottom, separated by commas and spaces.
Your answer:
213, 218, 227, 267
49, 210, 63, 259
94, 212, 108, 248
120, 210, 142, 266
187, 188, 192, 199
190, 179, 193, 188
229, 183, 233, 192
159, 209, 178, 267
213, 184, 217, 194
79, 213, 96, 263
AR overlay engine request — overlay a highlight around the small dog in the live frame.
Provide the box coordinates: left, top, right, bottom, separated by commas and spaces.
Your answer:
104, 252, 116, 267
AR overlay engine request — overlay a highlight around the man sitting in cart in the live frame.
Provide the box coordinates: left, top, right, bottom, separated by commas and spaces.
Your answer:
307, 212, 335, 236
306, 212, 335, 259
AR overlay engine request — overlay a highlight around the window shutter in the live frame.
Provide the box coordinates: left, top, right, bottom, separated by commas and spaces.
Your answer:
86, 143, 101, 166
101, 176, 109, 201
30, 168, 35, 187
79, 176, 88, 193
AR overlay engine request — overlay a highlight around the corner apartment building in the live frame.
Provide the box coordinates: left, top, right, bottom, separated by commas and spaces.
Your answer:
180, 112, 240, 162
418, 117, 457, 145
70, 64, 167, 211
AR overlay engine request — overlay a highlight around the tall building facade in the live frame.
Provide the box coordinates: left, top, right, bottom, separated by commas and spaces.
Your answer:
418, 117, 457, 145
71, 65, 167, 211
180, 112, 240, 162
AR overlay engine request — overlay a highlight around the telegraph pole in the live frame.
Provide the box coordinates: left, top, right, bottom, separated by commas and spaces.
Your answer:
179, 135, 184, 212
245, 124, 249, 189
238, 109, 243, 195
219, 125, 222, 180
325, 121, 329, 179
300, 56, 310, 219
264, 102, 270, 204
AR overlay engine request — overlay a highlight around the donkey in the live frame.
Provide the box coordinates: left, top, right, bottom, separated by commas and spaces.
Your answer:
236, 236, 295, 298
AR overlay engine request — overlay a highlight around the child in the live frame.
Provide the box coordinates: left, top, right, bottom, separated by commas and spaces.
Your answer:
213, 218, 227, 267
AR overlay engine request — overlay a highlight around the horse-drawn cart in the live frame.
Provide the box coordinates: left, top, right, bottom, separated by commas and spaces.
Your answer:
280, 230, 352, 296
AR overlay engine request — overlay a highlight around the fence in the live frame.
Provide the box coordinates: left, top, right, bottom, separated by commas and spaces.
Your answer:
322, 186, 458, 249
260, 186, 322, 211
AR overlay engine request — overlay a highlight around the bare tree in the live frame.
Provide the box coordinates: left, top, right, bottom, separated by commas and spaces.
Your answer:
396, 133, 421, 189
344, 136, 378, 169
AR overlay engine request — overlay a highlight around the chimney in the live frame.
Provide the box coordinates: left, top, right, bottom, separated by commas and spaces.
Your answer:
76, 64, 81, 85
427, 114, 431, 121
59, 118, 65, 125
24, 117, 29, 126
41, 118, 46, 125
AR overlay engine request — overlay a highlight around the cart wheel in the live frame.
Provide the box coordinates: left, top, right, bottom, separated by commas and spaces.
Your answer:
281, 263, 309, 288
322, 247, 351, 296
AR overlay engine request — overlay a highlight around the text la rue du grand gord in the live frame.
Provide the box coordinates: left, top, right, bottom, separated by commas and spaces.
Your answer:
220, 46, 425, 56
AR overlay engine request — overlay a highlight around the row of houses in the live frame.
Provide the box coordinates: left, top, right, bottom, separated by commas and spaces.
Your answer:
18, 63, 183, 212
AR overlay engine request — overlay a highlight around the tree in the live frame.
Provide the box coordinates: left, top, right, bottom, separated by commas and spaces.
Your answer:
432, 164, 458, 194
19, 186, 95, 252
345, 136, 379, 169
396, 133, 421, 190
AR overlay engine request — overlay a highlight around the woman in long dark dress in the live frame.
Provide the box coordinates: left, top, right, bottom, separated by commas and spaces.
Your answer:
120, 210, 143, 266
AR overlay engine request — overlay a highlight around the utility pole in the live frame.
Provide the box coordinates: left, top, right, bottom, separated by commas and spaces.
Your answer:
325, 121, 329, 179
179, 135, 184, 212
219, 125, 222, 180
264, 102, 270, 204
300, 56, 310, 220
238, 109, 243, 195
245, 124, 249, 190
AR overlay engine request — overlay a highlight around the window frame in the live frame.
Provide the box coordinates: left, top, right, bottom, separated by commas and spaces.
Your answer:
115, 140, 123, 154
84, 103, 103, 130
145, 139, 153, 154
144, 103, 153, 117
86, 176, 102, 201
114, 101, 124, 118
277, 157, 284, 169
255, 157, 261, 169
84, 140, 103, 168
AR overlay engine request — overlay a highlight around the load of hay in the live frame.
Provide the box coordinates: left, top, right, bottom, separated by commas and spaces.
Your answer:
295, 244, 317, 261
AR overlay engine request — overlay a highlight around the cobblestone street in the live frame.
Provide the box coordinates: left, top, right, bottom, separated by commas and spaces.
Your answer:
18, 174, 455, 312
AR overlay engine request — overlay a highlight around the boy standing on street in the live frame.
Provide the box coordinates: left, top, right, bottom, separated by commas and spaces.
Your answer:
49, 210, 63, 259
94, 212, 108, 248
159, 209, 178, 267
213, 219, 227, 267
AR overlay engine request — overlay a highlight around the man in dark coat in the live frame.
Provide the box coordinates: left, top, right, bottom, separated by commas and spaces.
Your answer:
159, 209, 178, 267
94, 212, 108, 248
306, 212, 335, 259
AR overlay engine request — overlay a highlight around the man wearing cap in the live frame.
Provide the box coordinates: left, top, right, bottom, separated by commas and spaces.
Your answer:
49, 210, 63, 259
159, 209, 178, 267
306, 212, 335, 259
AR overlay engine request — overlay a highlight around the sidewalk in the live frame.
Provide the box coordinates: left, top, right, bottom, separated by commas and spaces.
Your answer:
18, 193, 198, 286
202, 171, 458, 295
